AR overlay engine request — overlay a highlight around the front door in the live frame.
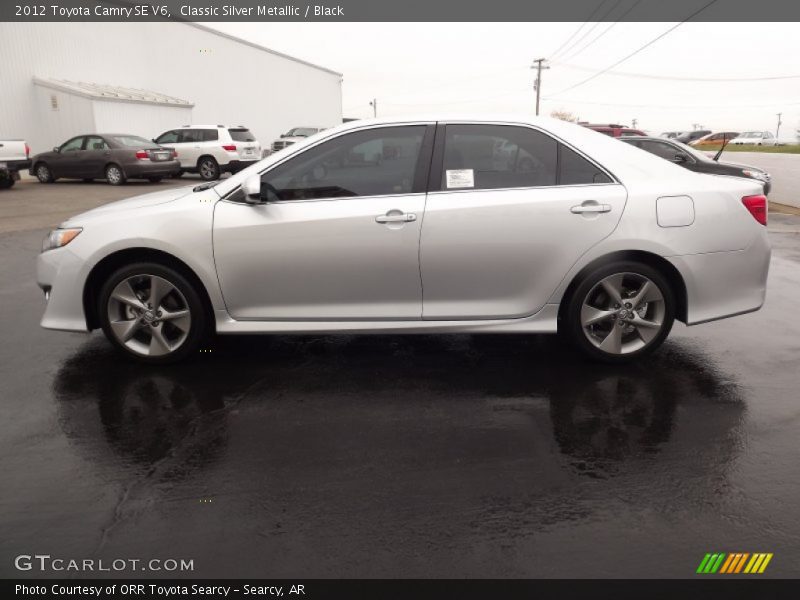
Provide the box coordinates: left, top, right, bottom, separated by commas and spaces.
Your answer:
420, 123, 628, 320
213, 124, 434, 320
51, 136, 86, 178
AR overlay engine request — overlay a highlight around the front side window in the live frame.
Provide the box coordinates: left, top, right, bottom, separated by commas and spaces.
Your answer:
179, 130, 203, 143
60, 137, 84, 152
156, 130, 179, 144
262, 126, 426, 201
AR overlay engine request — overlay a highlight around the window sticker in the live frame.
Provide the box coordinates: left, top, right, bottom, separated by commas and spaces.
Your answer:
446, 169, 474, 189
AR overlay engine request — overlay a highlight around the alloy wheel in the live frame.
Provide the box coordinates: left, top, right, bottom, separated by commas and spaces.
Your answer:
37, 165, 51, 182
199, 159, 217, 180
580, 272, 666, 355
106, 166, 123, 185
106, 274, 192, 357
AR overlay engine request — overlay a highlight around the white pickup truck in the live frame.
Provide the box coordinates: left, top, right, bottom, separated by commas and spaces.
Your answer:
0, 138, 31, 189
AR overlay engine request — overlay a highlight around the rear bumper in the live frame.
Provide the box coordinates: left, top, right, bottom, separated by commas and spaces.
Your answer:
668, 230, 771, 325
3, 159, 31, 172
125, 160, 181, 178
224, 159, 259, 174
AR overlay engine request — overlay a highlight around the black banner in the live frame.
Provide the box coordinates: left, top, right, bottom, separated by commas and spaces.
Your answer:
3, 0, 800, 22
5, 579, 800, 600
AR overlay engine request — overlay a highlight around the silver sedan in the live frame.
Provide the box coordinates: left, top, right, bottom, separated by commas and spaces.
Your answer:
37, 116, 771, 363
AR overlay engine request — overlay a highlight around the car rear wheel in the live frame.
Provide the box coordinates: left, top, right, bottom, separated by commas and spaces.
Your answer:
98, 263, 208, 364
36, 163, 55, 183
0, 178, 14, 189
105, 164, 126, 186
564, 261, 675, 363
197, 157, 220, 181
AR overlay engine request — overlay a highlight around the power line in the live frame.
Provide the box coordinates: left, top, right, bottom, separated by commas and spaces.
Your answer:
546, 0, 721, 98
551, 61, 800, 82
559, 0, 645, 63
549, 0, 610, 60
555, 0, 624, 62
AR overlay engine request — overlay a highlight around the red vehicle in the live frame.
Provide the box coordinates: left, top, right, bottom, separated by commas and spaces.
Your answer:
580, 123, 646, 137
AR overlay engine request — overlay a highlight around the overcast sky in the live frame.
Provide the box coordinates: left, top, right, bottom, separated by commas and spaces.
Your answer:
209, 22, 800, 134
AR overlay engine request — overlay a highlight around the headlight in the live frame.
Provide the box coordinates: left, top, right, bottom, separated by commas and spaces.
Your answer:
742, 169, 769, 182
42, 228, 82, 252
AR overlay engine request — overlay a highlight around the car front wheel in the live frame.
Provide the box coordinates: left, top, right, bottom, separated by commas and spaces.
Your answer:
564, 261, 675, 363
98, 263, 208, 363
36, 163, 55, 183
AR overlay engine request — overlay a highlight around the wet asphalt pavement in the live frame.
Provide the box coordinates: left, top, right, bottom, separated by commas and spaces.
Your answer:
1, 224, 800, 579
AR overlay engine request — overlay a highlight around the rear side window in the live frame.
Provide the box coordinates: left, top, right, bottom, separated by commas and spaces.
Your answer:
441, 124, 557, 190
229, 128, 255, 142
202, 129, 219, 142
559, 145, 612, 185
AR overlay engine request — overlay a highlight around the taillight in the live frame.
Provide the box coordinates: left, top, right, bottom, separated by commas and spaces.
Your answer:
171, 149, 177, 158
742, 195, 767, 226
135, 150, 149, 160
222, 144, 236, 152
24, 143, 30, 158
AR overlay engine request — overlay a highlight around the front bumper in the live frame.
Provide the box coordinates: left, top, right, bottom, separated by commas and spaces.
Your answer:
37, 246, 90, 332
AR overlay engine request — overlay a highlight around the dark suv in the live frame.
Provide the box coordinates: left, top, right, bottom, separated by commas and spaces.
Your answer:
620, 136, 771, 195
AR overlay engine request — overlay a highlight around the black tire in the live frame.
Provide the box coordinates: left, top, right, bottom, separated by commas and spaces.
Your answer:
563, 261, 675, 363
0, 178, 14, 189
98, 262, 209, 364
35, 163, 55, 183
197, 156, 220, 181
105, 163, 127, 186
147, 176, 163, 183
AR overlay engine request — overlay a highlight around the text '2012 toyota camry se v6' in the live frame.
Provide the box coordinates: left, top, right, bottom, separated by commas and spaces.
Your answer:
36, 116, 771, 364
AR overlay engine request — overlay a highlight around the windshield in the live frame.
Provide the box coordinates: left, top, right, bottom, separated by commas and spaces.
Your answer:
110, 135, 156, 147
285, 128, 318, 137
229, 128, 255, 142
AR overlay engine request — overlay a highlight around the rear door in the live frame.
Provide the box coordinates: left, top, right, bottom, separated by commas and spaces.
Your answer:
82, 135, 111, 177
419, 122, 627, 320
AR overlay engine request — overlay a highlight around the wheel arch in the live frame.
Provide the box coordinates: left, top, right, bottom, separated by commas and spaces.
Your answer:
83, 248, 216, 332
558, 250, 688, 324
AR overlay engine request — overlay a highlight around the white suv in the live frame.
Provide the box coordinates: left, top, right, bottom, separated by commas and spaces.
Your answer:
154, 125, 261, 180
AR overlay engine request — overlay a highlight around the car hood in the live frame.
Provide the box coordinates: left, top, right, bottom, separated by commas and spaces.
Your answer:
61, 184, 197, 226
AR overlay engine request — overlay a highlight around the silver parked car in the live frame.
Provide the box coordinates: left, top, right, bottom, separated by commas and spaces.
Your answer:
37, 116, 771, 364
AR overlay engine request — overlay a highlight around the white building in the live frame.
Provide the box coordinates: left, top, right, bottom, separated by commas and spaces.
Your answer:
0, 22, 343, 154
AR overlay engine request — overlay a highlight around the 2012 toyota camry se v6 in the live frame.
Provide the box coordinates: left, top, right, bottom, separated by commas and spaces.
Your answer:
36, 116, 771, 364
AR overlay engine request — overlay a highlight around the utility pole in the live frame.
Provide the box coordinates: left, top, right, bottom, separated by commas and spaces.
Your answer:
632, 118, 638, 129
531, 58, 550, 116
776, 112, 782, 137
369, 98, 377, 118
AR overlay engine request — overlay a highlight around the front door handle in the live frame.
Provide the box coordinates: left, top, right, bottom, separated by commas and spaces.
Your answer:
571, 203, 612, 214
376, 212, 417, 224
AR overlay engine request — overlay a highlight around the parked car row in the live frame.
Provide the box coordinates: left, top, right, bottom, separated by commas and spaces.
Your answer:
661, 129, 798, 147
14, 124, 322, 187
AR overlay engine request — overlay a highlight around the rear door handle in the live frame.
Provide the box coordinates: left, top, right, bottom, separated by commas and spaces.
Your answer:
376, 213, 417, 224
571, 203, 611, 214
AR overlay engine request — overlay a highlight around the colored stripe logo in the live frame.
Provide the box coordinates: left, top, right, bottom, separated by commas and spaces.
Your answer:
696, 552, 773, 574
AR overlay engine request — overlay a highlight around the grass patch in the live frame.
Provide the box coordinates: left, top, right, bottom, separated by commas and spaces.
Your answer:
697, 144, 800, 154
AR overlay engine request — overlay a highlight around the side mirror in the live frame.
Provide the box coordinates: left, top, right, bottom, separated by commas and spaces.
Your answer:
53, 147, 60, 153
242, 174, 263, 204
673, 154, 687, 163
